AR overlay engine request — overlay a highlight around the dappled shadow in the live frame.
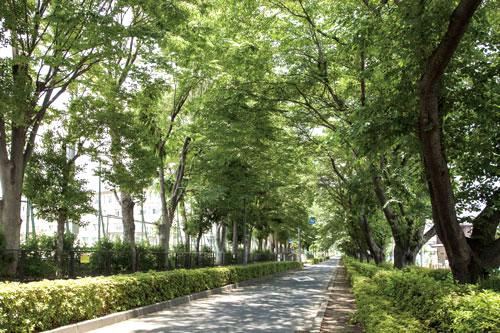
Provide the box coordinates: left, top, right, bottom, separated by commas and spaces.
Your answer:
90, 260, 338, 333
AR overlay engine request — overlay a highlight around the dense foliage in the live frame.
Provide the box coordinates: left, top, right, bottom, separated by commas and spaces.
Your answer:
0, 261, 301, 332
0, 0, 497, 285
344, 257, 500, 333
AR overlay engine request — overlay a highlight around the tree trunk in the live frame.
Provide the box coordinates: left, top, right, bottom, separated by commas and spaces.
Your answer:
180, 199, 191, 253
196, 229, 202, 265
258, 237, 263, 251
393, 242, 417, 268
120, 192, 136, 271
56, 211, 67, 275
0, 157, 23, 275
158, 164, 170, 267
158, 137, 191, 268
215, 223, 226, 265
232, 220, 238, 261
418, 0, 485, 283
359, 215, 385, 264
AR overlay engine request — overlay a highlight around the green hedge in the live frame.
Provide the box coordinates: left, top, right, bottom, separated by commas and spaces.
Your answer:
0, 261, 301, 332
311, 256, 330, 264
344, 257, 500, 333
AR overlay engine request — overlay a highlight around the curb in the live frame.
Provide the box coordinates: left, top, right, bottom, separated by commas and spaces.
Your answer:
44, 268, 301, 333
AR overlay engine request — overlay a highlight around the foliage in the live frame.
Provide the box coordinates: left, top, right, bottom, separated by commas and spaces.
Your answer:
0, 261, 301, 332
311, 257, 329, 265
24, 132, 94, 224
344, 257, 500, 333
18, 234, 79, 278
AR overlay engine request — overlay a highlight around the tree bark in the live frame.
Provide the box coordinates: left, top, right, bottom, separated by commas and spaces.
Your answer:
56, 211, 67, 275
418, 0, 486, 282
158, 137, 191, 267
359, 215, 385, 264
120, 192, 136, 271
196, 229, 203, 265
215, 222, 226, 265
0, 146, 24, 274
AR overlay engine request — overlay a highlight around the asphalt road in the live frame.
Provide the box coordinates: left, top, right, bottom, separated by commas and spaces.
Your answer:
90, 259, 338, 333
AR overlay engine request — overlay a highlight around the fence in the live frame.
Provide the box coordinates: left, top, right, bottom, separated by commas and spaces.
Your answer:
1, 248, 296, 281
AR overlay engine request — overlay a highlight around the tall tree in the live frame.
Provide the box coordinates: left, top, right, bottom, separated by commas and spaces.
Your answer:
417, 0, 499, 282
0, 0, 131, 273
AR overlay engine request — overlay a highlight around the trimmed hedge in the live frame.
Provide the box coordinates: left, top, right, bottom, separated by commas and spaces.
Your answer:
344, 257, 500, 333
0, 261, 301, 332
311, 256, 330, 264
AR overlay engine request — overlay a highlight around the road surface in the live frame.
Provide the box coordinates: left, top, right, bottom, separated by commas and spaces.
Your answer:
90, 259, 338, 333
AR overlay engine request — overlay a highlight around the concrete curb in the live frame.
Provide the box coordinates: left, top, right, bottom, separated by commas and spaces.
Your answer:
44, 268, 301, 333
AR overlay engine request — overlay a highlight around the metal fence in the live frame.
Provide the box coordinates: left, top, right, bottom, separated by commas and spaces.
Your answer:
1, 249, 295, 281
1, 249, 215, 281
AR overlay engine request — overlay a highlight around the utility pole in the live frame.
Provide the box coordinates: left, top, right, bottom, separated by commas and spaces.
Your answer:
298, 227, 302, 263
141, 200, 148, 242
25, 199, 30, 240
97, 161, 104, 240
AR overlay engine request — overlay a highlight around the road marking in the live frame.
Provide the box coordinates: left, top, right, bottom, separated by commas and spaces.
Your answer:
293, 276, 315, 282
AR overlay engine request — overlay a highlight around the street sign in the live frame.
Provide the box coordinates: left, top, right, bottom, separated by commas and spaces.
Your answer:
309, 217, 316, 225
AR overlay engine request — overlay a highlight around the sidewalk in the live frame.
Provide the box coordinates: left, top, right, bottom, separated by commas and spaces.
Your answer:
319, 263, 362, 333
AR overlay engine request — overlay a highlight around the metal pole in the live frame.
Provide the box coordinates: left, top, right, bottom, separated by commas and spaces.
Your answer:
30, 205, 35, 237
25, 199, 30, 240
298, 227, 302, 263
141, 201, 147, 242
98, 161, 103, 241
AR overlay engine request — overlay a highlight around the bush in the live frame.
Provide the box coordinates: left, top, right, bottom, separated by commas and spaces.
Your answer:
344, 257, 500, 333
0, 261, 301, 332
311, 256, 329, 264
19, 234, 79, 278
251, 250, 275, 262
479, 273, 500, 292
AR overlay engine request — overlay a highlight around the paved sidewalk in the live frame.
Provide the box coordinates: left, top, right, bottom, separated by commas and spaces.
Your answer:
320, 263, 362, 333
90, 260, 338, 333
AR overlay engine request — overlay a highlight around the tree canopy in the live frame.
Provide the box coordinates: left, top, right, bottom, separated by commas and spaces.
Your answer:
0, 0, 498, 283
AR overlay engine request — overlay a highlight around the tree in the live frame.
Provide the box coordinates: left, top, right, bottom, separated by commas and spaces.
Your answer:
0, 0, 134, 273
417, 0, 499, 282
24, 133, 94, 272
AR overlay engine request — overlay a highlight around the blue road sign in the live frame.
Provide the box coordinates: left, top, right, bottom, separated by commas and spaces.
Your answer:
309, 217, 316, 225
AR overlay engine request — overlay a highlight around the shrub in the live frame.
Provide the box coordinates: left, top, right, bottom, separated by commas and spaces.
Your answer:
251, 250, 275, 262
444, 290, 500, 333
479, 273, 500, 292
0, 261, 301, 332
311, 256, 329, 264
344, 257, 500, 333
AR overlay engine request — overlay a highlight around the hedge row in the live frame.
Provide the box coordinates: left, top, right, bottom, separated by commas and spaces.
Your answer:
344, 257, 500, 333
311, 256, 330, 264
0, 261, 301, 332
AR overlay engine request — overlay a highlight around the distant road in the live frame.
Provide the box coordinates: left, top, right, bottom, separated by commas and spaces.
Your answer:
90, 259, 338, 333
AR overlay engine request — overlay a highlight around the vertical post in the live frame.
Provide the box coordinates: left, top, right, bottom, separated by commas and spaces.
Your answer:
30, 204, 35, 237
25, 199, 30, 240
141, 201, 146, 242
98, 162, 102, 241
298, 227, 302, 263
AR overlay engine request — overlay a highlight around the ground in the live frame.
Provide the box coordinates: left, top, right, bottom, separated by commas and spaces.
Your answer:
89, 260, 339, 333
